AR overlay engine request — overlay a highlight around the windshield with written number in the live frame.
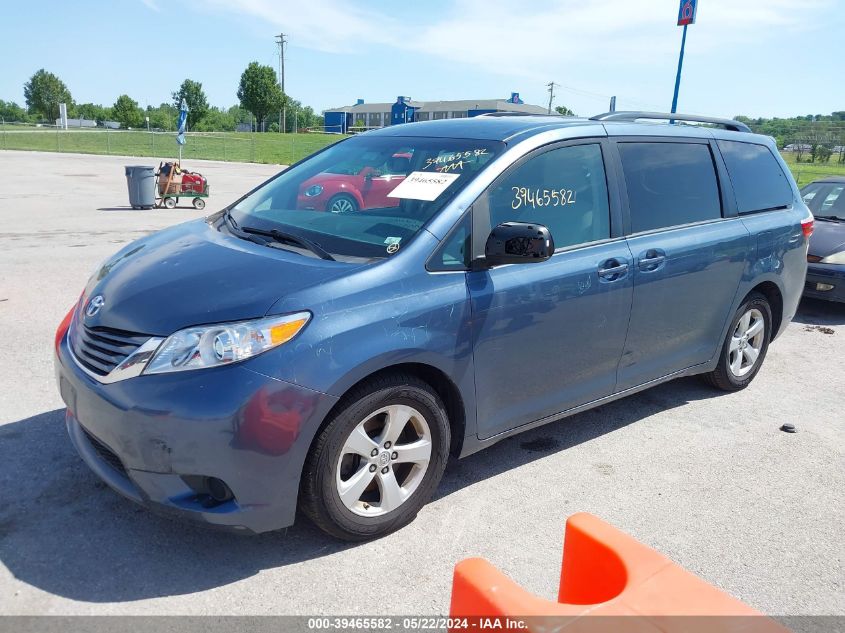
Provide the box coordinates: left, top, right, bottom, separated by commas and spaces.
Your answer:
229, 136, 503, 260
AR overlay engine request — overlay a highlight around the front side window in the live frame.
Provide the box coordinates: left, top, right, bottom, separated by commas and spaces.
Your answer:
717, 140, 793, 214
230, 136, 502, 260
619, 142, 722, 233
485, 143, 611, 249
429, 213, 471, 271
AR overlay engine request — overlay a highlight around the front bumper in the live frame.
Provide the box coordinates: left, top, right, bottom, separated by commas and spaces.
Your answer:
296, 193, 329, 212
803, 263, 845, 303
55, 333, 338, 534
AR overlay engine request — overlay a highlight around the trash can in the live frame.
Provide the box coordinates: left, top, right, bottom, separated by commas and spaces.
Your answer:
125, 165, 156, 209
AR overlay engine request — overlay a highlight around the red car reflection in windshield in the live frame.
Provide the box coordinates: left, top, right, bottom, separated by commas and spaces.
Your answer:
297, 154, 412, 214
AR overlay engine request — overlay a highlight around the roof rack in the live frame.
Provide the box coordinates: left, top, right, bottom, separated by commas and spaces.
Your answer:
590, 111, 751, 133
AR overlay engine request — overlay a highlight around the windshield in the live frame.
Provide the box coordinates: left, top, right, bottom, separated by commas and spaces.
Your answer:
802, 182, 845, 219
229, 135, 503, 260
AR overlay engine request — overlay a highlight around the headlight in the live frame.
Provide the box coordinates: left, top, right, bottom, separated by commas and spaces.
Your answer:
144, 312, 310, 374
820, 251, 845, 264
304, 185, 324, 197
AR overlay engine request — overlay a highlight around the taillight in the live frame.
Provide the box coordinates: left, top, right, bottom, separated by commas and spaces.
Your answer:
807, 254, 822, 263
801, 217, 815, 238
55, 304, 76, 355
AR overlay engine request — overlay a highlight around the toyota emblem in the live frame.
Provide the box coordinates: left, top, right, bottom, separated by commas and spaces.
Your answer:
86, 295, 105, 317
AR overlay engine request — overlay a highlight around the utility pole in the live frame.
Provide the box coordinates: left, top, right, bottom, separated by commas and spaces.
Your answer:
546, 81, 558, 114
275, 33, 287, 133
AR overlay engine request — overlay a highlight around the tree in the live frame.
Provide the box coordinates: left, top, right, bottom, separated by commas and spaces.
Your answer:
295, 105, 320, 131
193, 106, 237, 132
555, 105, 575, 116
811, 144, 832, 163
146, 103, 177, 130
237, 62, 285, 131
172, 79, 208, 130
73, 102, 108, 123
0, 100, 29, 122
112, 94, 143, 128
23, 69, 72, 122
228, 105, 252, 127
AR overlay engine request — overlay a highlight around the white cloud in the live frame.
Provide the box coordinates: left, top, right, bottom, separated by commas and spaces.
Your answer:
196, 0, 833, 110
200, 0, 405, 52
200, 0, 831, 70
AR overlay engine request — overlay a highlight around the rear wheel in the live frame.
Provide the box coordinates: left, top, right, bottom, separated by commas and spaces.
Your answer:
703, 292, 772, 391
300, 374, 450, 541
327, 194, 358, 214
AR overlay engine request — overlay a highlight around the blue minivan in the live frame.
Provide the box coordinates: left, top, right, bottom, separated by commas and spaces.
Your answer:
54, 112, 812, 540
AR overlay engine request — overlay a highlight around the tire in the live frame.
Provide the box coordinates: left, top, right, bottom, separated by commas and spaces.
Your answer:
702, 292, 772, 392
163, 197, 176, 209
327, 194, 358, 214
300, 374, 451, 541
193, 197, 206, 210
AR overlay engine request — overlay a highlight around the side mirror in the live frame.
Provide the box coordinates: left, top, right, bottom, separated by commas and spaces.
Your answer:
483, 222, 555, 267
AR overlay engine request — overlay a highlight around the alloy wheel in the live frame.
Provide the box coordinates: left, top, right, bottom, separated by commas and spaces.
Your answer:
728, 308, 765, 378
335, 404, 432, 517
329, 197, 355, 214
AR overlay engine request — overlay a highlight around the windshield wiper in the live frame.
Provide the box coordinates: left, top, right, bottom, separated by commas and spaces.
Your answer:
243, 225, 335, 261
814, 214, 843, 222
222, 209, 335, 260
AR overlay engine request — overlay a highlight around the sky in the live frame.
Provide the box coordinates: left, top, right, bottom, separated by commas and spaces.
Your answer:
1, 0, 843, 119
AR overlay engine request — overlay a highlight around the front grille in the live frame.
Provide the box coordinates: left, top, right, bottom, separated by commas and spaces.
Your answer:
70, 323, 150, 377
81, 427, 128, 477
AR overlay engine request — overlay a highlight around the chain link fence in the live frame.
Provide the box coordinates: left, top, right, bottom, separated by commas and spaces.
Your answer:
0, 121, 341, 165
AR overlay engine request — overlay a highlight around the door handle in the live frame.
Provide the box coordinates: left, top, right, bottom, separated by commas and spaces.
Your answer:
638, 249, 666, 271
598, 260, 629, 281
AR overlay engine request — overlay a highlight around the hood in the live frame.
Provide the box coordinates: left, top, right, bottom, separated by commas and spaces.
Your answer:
808, 218, 845, 258
301, 172, 358, 187
80, 219, 355, 336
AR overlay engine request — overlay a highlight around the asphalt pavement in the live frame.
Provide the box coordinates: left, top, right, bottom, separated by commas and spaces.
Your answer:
0, 150, 842, 616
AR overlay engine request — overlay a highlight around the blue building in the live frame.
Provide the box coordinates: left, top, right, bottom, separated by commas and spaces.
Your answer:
324, 93, 547, 134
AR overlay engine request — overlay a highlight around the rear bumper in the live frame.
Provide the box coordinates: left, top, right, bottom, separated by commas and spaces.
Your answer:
55, 333, 338, 534
803, 263, 845, 303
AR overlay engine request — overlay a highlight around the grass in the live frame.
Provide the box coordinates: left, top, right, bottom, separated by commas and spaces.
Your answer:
780, 151, 845, 187
3, 125, 845, 185
0, 125, 343, 165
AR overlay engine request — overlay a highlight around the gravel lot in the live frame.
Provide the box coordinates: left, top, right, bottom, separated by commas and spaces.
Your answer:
0, 150, 842, 616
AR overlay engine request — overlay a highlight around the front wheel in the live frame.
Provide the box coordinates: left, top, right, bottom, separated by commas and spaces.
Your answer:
192, 197, 206, 210
300, 374, 451, 541
702, 292, 772, 391
327, 194, 358, 214
163, 197, 176, 209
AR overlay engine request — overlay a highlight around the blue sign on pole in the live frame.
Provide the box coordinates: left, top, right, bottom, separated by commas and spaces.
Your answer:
176, 98, 188, 146
671, 0, 697, 113
677, 0, 697, 26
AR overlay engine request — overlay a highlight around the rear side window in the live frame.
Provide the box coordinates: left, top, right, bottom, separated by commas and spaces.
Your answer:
717, 140, 793, 214
619, 142, 722, 233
